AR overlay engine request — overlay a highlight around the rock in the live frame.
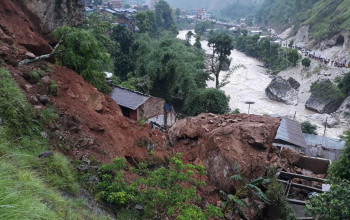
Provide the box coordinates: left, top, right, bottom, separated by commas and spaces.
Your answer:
88, 175, 100, 183
134, 205, 144, 216
280, 148, 300, 165
168, 113, 281, 192
305, 79, 345, 114
40, 75, 51, 86
37, 95, 51, 105
77, 164, 89, 171
40, 131, 48, 139
287, 77, 301, 90
38, 151, 53, 159
321, 115, 340, 128
265, 76, 298, 105
25, 52, 36, 59
86, 92, 104, 112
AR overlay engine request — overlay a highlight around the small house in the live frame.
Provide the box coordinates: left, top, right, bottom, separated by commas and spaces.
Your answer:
110, 86, 175, 127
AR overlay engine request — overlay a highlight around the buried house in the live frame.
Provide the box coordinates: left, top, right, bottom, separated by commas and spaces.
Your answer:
110, 86, 175, 127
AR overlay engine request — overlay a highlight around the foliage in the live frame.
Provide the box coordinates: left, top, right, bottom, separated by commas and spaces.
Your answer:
338, 72, 350, 95
0, 68, 36, 136
221, 162, 270, 219
135, 34, 208, 108
287, 49, 299, 66
301, 121, 318, 135
305, 179, 350, 220
231, 108, 240, 114
194, 35, 202, 49
194, 21, 214, 35
266, 178, 298, 220
29, 69, 45, 83
310, 80, 346, 101
96, 153, 216, 219
234, 35, 294, 74
185, 31, 193, 46
49, 80, 58, 96
183, 88, 229, 116
328, 131, 350, 181
111, 73, 136, 91
155, 0, 177, 34
0, 67, 106, 219
208, 32, 234, 88
135, 11, 158, 35
302, 58, 311, 68
111, 25, 138, 80
53, 26, 112, 94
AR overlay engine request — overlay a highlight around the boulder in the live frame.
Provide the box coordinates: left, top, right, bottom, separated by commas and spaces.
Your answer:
169, 113, 281, 193
287, 77, 301, 90
265, 76, 298, 105
305, 79, 345, 114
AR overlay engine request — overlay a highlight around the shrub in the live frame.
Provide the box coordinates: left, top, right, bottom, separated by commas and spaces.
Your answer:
29, 69, 45, 84
49, 80, 58, 96
301, 121, 318, 135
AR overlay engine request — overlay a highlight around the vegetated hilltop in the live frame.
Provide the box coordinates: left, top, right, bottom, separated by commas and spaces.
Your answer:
256, 0, 350, 42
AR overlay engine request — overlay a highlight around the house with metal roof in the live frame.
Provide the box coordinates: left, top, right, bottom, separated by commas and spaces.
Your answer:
272, 116, 307, 152
303, 133, 346, 161
110, 86, 176, 127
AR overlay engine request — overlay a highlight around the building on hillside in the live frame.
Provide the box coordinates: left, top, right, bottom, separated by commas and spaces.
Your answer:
272, 116, 307, 152
303, 134, 345, 161
109, 0, 122, 8
110, 86, 176, 127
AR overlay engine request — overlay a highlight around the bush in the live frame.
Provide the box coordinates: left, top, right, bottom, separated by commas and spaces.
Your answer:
183, 88, 229, 116
49, 80, 58, 96
338, 72, 350, 95
301, 121, 318, 135
302, 58, 311, 68
29, 69, 45, 83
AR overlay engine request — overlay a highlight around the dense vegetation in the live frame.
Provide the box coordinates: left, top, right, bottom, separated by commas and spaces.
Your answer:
256, 0, 350, 41
234, 32, 298, 74
0, 67, 105, 219
306, 131, 350, 219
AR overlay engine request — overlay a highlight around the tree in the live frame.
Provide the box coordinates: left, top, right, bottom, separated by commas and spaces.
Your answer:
328, 131, 350, 181
208, 33, 234, 88
155, 0, 177, 33
302, 58, 311, 68
135, 11, 157, 34
301, 121, 318, 135
183, 88, 229, 116
185, 31, 193, 46
175, 8, 181, 20
338, 72, 350, 95
287, 49, 299, 66
111, 25, 137, 79
194, 35, 202, 49
53, 26, 112, 93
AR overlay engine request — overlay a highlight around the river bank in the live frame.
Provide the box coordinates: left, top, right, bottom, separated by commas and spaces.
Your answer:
177, 30, 349, 138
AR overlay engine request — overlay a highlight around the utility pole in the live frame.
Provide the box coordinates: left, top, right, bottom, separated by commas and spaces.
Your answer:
245, 101, 255, 114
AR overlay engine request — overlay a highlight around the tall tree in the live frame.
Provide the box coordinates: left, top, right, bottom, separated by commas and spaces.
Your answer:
111, 25, 138, 79
135, 11, 157, 34
194, 35, 202, 49
155, 0, 177, 33
208, 33, 234, 88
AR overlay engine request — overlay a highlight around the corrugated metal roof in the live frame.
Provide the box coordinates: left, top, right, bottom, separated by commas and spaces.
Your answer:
273, 116, 307, 148
304, 133, 346, 150
110, 86, 150, 110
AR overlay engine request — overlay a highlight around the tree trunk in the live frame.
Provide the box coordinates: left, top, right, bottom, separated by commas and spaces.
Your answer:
215, 74, 219, 89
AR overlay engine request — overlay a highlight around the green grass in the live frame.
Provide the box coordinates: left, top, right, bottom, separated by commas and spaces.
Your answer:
0, 67, 110, 219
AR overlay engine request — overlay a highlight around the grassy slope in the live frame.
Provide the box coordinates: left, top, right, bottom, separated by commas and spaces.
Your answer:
0, 67, 108, 220
301, 0, 350, 40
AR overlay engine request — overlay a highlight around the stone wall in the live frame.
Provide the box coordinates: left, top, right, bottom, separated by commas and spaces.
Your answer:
139, 97, 165, 120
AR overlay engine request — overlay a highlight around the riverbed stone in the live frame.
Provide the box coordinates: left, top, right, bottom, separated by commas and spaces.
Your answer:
287, 77, 301, 90
265, 76, 298, 105
305, 79, 344, 114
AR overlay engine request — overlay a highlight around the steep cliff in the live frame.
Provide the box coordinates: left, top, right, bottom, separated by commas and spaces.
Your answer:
19, 0, 85, 39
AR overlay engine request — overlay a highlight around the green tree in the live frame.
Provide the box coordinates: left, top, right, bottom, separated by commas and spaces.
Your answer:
301, 121, 318, 135
183, 88, 229, 116
155, 0, 177, 33
208, 33, 234, 88
328, 131, 350, 181
302, 58, 311, 68
288, 49, 299, 66
338, 72, 350, 95
185, 31, 193, 46
194, 35, 202, 49
111, 25, 137, 79
135, 11, 157, 34
53, 26, 112, 93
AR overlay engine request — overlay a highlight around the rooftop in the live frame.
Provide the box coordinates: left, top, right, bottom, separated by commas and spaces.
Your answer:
110, 86, 150, 110
304, 133, 346, 150
272, 116, 307, 148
